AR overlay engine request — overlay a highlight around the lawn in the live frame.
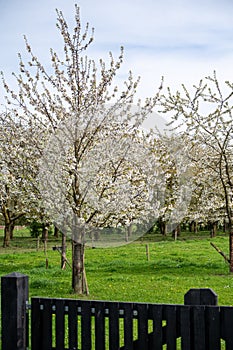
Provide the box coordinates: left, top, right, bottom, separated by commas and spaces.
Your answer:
0, 228, 232, 306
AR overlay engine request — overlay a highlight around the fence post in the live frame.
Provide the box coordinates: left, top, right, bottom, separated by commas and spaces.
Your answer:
184, 288, 218, 305
1, 272, 29, 350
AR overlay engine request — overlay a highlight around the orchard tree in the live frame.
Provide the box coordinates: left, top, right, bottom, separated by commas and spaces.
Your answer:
181, 141, 225, 235
0, 113, 30, 246
0, 111, 52, 247
185, 174, 225, 236
153, 132, 193, 236
161, 72, 233, 271
1, 5, 165, 293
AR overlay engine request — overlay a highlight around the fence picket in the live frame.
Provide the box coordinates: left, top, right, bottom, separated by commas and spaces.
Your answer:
180, 306, 191, 350
192, 306, 206, 350
149, 304, 163, 349
94, 301, 106, 350
221, 307, 233, 350
165, 305, 177, 350
55, 299, 65, 350
41, 299, 53, 350
67, 300, 78, 350
206, 306, 221, 350
31, 298, 42, 350
136, 303, 149, 349
122, 303, 134, 349
81, 301, 92, 350
108, 302, 120, 350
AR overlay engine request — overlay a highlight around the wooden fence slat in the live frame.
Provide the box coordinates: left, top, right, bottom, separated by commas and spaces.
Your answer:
108, 302, 120, 350
81, 301, 92, 350
192, 306, 206, 350
180, 306, 192, 350
41, 299, 53, 350
94, 301, 106, 350
31, 298, 42, 350
55, 299, 65, 350
122, 303, 134, 349
221, 307, 233, 350
136, 303, 149, 350
67, 300, 78, 350
149, 304, 163, 350
206, 306, 221, 350
165, 305, 177, 350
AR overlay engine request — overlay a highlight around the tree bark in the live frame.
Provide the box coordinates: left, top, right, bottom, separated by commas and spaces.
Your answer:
172, 224, 181, 240
223, 219, 228, 232
72, 241, 89, 294
125, 223, 133, 242
210, 221, 218, 238
42, 224, 49, 243
2, 204, 13, 247
3, 222, 14, 247
189, 220, 197, 233
54, 225, 59, 238
9, 223, 15, 239
42, 223, 49, 253
1, 201, 24, 247
159, 218, 167, 236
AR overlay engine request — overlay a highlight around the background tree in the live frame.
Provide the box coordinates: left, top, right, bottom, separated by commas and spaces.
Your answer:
161, 72, 233, 271
0, 113, 31, 246
181, 141, 225, 236
0, 110, 52, 247
154, 133, 193, 237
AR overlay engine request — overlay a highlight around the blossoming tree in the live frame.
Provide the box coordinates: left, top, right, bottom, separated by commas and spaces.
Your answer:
161, 72, 233, 271
1, 5, 168, 293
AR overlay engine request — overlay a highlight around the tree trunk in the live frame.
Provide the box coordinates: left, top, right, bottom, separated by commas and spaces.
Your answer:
42, 224, 49, 253
2, 204, 15, 247
210, 221, 218, 238
72, 241, 88, 294
223, 219, 228, 233
125, 223, 133, 242
54, 225, 59, 238
42, 224, 49, 242
172, 224, 181, 240
159, 219, 167, 236
189, 220, 197, 233
3, 222, 14, 247
9, 223, 15, 240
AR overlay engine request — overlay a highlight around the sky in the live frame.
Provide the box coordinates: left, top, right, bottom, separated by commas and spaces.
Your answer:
1, 0, 233, 110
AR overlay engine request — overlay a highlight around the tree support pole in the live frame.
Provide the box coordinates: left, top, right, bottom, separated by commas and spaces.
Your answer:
210, 242, 230, 264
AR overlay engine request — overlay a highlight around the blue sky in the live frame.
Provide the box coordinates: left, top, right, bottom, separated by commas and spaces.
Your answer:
1, 0, 233, 104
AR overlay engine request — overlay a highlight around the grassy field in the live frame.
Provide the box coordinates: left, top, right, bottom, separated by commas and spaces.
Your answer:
0, 228, 233, 306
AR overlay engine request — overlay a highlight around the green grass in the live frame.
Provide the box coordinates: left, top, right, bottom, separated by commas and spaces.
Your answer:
1, 229, 232, 349
0, 229, 232, 305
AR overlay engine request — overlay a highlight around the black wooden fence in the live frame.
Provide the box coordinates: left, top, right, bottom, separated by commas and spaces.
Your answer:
2, 272, 233, 349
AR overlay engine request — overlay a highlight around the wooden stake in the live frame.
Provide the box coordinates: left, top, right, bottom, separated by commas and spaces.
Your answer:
146, 244, 150, 261
36, 236, 40, 251
210, 242, 230, 264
